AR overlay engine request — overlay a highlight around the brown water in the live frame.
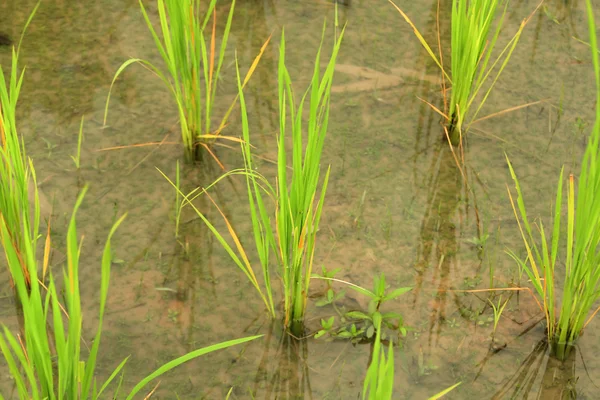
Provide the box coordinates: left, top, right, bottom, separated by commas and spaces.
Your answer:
1, 0, 600, 398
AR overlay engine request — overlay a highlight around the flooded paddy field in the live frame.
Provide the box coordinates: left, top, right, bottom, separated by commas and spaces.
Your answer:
1, 0, 600, 398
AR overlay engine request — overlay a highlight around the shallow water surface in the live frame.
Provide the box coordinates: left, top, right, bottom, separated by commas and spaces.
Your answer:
1, 0, 600, 398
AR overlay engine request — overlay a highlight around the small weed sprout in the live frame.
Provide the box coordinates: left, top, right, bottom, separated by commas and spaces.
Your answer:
70, 116, 84, 169
488, 295, 509, 340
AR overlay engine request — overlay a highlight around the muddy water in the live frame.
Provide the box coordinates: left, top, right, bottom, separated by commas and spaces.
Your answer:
1, 0, 600, 398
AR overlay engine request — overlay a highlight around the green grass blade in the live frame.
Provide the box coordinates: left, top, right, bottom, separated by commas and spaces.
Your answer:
387, 0, 450, 83
428, 382, 462, 399
95, 357, 130, 399
81, 212, 127, 398
125, 335, 262, 400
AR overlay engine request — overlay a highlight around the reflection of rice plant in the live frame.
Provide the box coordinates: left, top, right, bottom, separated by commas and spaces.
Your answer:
389, 0, 536, 145
0, 2, 40, 288
105, 0, 268, 163
506, 0, 600, 361
161, 25, 344, 334
0, 187, 260, 399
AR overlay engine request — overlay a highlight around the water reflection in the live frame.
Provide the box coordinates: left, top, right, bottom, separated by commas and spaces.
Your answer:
249, 321, 312, 400
550, 0, 580, 36
186, 161, 239, 331
410, 0, 451, 154
153, 160, 240, 347
231, 0, 279, 147
413, 143, 463, 347
0, 0, 138, 126
491, 339, 579, 399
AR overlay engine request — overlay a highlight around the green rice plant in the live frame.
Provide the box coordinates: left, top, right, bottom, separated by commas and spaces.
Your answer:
361, 312, 461, 400
362, 313, 394, 400
232, 24, 344, 333
105, 0, 232, 162
104, 0, 269, 163
389, 0, 534, 145
0, 2, 40, 287
265, 25, 344, 333
160, 24, 344, 333
506, 0, 600, 361
0, 186, 261, 399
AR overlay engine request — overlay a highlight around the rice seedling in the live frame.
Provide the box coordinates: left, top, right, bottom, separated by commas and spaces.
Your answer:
389, 0, 537, 145
160, 24, 344, 333
362, 313, 394, 400
253, 24, 345, 334
505, 0, 600, 361
362, 313, 461, 399
0, 2, 40, 288
105, 0, 232, 162
104, 0, 269, 163
0, 186, 261, 399
70, 116, 84, 169
488, 295, 509, 340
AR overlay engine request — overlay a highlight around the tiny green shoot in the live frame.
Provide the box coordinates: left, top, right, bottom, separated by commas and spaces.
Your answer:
70, 116, 84, 169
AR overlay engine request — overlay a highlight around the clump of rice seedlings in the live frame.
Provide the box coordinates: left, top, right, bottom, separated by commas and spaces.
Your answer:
362, 313, 395, 400
389, 0, 536, 145
104, 0, 268, 163
270, 26, 344, 332
361, 312, 461, 399
506, 0, 600, 361
105, 0, 234, 162
0, 187, 261, 399
160, 24, 344, 334
0, 2, 40, 287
